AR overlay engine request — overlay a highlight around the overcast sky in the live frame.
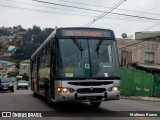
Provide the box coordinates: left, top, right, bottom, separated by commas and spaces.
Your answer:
1, 0, 160, 38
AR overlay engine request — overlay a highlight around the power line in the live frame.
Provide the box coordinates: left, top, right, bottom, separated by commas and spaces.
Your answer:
0, 4, 98, 17
57, 0, 124, 9
118, 40, 159, 51
1, 0, 143, 19
2, 0, 160, 29
142, 22, 160, 31
32, 0, 103, 13
1, 4, 160, 26
118, 40, 145, 50
31, 0, 160, 21
2, 1, 160, 30
111, 13, 160, 21
83, 0, 126, 27
3, 0, 160, 23
56, 0, 160, 16
1, 0, 160, 26
129, 22, 160, 38
0, 3, 159, 24
3, 0, 99, 15
1, 0, 160, 51
113, 3, 160, 29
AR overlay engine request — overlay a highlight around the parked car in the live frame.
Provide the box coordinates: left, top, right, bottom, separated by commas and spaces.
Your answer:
17, 80, 29, 90
0, 78, 14, 92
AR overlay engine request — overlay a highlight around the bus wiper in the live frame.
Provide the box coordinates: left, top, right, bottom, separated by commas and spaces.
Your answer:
71, 37, 84, 58
95, 39, 103, 58
71, 37, 84, 51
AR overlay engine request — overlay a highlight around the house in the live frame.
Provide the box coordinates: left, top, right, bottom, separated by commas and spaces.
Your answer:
117, 31, 160, 68
0, 61, 16, 75
7, 61, 16, 72
19, 59, 30, 76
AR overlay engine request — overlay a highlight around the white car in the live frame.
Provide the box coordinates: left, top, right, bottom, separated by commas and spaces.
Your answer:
17, 80, 29, 90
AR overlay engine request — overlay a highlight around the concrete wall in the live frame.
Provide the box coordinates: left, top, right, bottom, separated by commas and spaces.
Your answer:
19, 59, 30, 76
116, 38, 160, 66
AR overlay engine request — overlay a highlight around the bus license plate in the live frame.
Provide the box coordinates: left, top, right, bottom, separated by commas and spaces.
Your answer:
86, 96, 97, 100
3, 87, 8, 90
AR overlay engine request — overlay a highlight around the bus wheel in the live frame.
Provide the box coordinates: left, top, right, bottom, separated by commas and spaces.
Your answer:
33, 83, 37, 97
90, 101, 101, 108
33, 91, 37, 97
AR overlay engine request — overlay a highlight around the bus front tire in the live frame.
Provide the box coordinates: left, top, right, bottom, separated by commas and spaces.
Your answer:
90, 101, 101, 108
33, 82, 37, 97
47, 89, 53, 107
33, 92, 38, 97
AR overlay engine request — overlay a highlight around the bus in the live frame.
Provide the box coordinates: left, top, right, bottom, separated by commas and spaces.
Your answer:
30, 27, 120, 107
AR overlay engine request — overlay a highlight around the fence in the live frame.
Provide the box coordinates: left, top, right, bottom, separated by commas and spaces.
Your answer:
120, 68, 160, 97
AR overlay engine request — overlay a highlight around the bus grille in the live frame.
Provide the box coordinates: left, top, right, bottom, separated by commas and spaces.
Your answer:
68, 81, 113, 86
77, 88, 106, 94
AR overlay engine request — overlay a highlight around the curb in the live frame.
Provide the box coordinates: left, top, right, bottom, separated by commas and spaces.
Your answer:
121, 96, 160, 102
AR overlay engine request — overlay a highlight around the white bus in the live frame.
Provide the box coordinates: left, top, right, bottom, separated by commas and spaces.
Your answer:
30, 27, 120, 108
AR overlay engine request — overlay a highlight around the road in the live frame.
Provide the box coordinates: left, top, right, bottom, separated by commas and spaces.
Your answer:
0, 85, 160, 120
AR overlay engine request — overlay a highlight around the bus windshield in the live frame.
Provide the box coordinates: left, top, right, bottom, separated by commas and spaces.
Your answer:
56, 38, 119, 78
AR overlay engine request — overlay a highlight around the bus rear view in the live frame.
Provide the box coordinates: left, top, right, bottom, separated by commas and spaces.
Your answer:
31, 27, 120, 108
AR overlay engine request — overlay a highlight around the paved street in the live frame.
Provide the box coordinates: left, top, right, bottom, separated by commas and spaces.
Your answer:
0, 85, 160, 120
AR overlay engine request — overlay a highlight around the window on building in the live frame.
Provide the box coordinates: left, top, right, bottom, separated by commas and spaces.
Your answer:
145, 52, 154, 64
120, 51, 132, 67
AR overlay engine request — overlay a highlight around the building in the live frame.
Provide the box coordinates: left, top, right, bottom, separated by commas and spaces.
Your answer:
0, 61, 16, 75
19, 59, 30, 76
117, 31, 160, 68
135, 31, 160, 40
7, 61, 16, 72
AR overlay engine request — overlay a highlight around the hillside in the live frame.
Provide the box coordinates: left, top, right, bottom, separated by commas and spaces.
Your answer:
0, 25, 54, 63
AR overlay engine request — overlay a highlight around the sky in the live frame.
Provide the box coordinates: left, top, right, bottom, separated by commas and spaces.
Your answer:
1, 0, 160, 38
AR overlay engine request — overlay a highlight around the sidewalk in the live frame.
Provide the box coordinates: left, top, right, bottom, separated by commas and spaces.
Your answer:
121, 96, 160, 102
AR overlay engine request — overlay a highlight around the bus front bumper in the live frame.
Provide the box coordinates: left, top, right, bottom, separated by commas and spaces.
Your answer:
55, 91, 120, 102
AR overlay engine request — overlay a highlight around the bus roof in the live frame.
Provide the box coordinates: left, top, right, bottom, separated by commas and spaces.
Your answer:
31, 27, 115, 59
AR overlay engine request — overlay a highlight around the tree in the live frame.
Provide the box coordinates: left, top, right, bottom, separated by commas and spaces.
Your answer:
22, 73, 29, 81
10, 25, 54, 61
32, 25, 42, 35
44, 28, 54, 34
11, 43, 41, 60
0, 29, 11, 36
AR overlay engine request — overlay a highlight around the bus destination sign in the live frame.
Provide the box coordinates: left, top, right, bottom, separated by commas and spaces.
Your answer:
61, 29, 111, 37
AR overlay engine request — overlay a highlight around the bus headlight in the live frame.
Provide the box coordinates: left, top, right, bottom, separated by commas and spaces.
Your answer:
57, 88, 62, 93
112, 87, 118, 92
62, 88, 68, 93
108, 86, 120, 92
57, 87, 74, 93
